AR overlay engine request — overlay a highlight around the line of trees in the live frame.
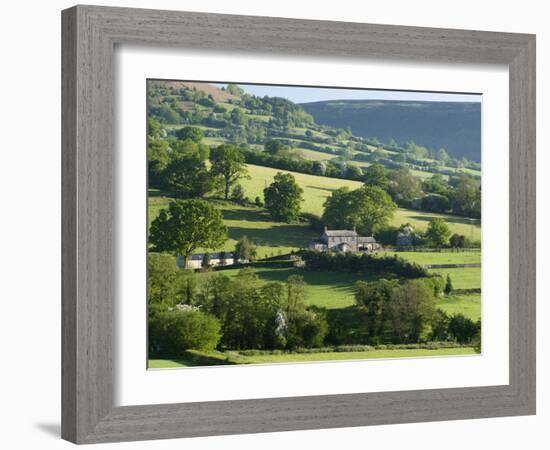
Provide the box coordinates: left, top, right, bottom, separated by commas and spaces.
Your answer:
148, 253, 480, 356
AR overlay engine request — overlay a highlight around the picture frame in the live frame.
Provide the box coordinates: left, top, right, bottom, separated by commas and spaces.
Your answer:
61, 4, 536, 444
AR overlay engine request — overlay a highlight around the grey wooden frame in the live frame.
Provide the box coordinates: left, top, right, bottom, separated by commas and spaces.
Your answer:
62, 4, 536, 444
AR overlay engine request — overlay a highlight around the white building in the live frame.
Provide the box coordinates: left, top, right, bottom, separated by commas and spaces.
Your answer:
176, 252, 235, 270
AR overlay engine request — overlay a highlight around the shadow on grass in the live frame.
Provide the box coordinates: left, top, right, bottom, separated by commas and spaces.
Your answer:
407, 214, 480, 226
152, 351, 239, 367
227, 225, 312, 249
304, 184, 338, 193
221, 207, 274, 223
252, 267, 380, 289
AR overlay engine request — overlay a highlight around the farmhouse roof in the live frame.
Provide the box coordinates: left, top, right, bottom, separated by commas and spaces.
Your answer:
190, 252, 233, 261
358, 236, 376, 243
324, 229, 358, 237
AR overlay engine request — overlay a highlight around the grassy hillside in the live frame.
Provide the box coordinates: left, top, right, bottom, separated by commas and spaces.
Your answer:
301, 99, 482, 163
149, 81, 481, 183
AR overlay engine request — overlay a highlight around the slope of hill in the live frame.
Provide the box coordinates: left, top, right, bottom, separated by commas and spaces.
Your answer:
301, 100, 481, 162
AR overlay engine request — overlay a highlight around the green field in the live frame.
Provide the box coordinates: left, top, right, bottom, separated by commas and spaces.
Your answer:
149, 197, 311, 258
242, 164, 482, 239
383, 251, 481, 266
436, 294, 481, 321
209, 266, 381, 309
240, 163, 363, 217
393, 208, 481, 241
149, 346, 477, 368
149, 164, 481, 245
428, 267, 481, 290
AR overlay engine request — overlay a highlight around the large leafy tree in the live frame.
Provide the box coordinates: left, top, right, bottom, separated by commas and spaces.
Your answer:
388, 167, 422, 203
322, 185, 396, 235
263, 172, 304, 222
425, 218, 451, 247
175, 126, 204, 143
449, 174, 481, 218
149, 199, 227, 268
233, 235, 257, 262
209, 144, 248, 200
163, 152, 213, 198
363, 163, 389, 190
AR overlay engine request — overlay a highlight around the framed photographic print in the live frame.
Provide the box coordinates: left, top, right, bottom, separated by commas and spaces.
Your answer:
62, 5, 536, 444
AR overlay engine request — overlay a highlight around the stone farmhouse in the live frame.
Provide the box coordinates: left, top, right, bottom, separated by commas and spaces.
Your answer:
309, 227, 382, 253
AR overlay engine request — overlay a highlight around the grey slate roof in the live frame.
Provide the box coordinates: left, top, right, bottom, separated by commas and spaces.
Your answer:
324, 229, 358, 237
190, 252, 233, 261
358, 236, 376, 243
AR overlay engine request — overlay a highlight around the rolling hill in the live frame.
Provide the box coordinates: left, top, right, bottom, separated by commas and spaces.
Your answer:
301, 100, 481, 162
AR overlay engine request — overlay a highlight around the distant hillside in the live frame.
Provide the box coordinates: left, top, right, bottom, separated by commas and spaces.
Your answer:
148, 80, 237, 103
301, 100, 481, 162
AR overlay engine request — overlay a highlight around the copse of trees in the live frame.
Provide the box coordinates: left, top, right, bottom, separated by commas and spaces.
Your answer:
148, 269, 329, 353
355, 278, 436, 344
164, 151, 214, 198
149, 199, 228, 268
264, 172, 304, 222
322, 185, 397, 235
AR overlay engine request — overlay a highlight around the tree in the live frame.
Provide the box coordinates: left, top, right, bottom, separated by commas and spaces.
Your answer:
175, 126, 204, 143
425, 218, 451, 247
363, 163, 389, 190
147, 252, 181, 306
437, 148, 450, 161
264, 139, 292, 157
448, 314, 479, 343
388, 167, 421, 203
355, 279, 398, 342
163, 152, 213, 198
234, 235, 257, 262
226, 83, 244, 96
385, 279, 436, 343
230, 184, 246, 204
149, 308, 221, 355
449, 174, 481, 218
264, 172, 304, 222
322, 185, 396, 235
149, 199, 227, 268
444, 274, 454, 295
450, 233, 466, 249
430, 309, 450, 341
230, 107, 247, 125
209, 144, 248, 200
171, 136, 210, 160
346, 164, 363, 180
201, 252, 211, 269
147, 138, 170, 188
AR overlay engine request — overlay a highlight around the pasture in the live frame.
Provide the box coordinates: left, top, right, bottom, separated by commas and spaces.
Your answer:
428, 267, 481, 290
383, 251, 481, 266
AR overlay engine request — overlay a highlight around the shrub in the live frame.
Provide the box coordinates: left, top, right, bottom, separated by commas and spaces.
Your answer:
149, 309, 221, 356
285, 308, 328, 349
448, 314, 480, 343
